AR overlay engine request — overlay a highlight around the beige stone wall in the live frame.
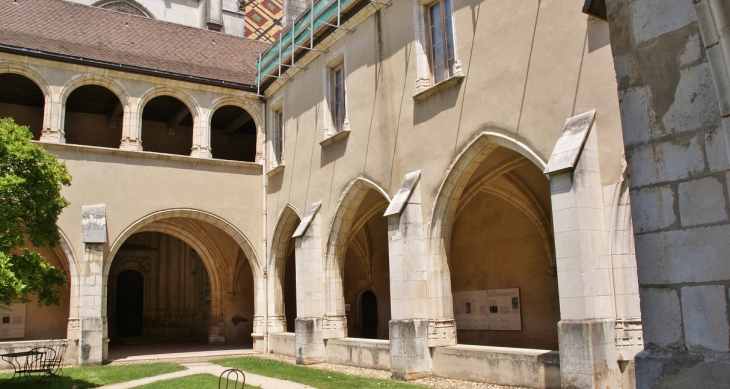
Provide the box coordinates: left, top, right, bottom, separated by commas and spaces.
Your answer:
265, 0, 625, 263
22, 246, 71, 340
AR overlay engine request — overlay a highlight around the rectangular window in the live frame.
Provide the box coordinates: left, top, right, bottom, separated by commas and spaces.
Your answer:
274, 109, 284, 163
428, 0, 455, 84
331, 63, 346, 133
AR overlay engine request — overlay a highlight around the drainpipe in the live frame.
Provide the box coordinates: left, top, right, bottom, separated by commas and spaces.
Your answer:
261, 99, 269, 354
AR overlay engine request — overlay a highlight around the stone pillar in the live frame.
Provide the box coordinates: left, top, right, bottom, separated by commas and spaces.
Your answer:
282, 0, 307, 28
40, 89, 64, 143
606, 0, 730, 386
545, 111, 620, 388
79, 205, 108, 365
191, 112, 212, 158
385, 171, 456, 381
206, 0, 223, 31
120, 100, 142, 151
292, 202, 326, 364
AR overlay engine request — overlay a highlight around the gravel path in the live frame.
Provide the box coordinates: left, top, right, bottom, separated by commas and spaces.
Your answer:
254, 353, 528, 389
106, 352, 527, 389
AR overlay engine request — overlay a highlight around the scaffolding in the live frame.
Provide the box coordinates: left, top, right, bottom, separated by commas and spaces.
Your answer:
256, 0, 391, 95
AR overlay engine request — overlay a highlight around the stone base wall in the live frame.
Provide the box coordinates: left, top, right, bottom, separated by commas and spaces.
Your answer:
269, 332, 295, 356
432, 345, 561, 389
0, 339, 77, 369
325, 338, 391, 371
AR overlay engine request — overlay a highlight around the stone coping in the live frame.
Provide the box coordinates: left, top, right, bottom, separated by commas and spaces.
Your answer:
34, 141, 264, 171
440, 344, 558, 357
327, 338, 390, 346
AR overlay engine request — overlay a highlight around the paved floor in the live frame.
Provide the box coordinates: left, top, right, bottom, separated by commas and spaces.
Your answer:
98, 361, 314, 389
107, 341, 256, 362
102, 343, 313, 388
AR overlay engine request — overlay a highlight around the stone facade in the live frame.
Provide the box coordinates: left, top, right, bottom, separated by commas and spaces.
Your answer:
9, 0, 721, 388
605, 0, 730, 387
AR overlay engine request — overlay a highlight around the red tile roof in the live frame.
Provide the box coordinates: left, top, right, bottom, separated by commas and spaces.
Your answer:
0, 0, 270, 88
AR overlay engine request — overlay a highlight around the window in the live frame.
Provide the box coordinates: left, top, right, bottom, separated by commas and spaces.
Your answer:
427, 0, 455, 84
269, 97, 285, 168
273, 108, 284, 163
323, 51, 349, 139
413, 0, 462, 97
331, 63, 346, 133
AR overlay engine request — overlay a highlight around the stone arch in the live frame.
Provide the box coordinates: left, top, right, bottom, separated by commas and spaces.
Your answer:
93, 0, 155, 18
107, 209, 261, 280
324, 177, 391, 317
208, 96, 264, 163
105, 209, 261, 344
59, 74, 130, 147
135, 86, 201, 144
0, 62, 51, 97
0, 62, 51, 138
429, 131, 547, 319
268, 203, 302, 332
60, 74, 130, 108
209, 96, 263, 130
53, 228, 81, 336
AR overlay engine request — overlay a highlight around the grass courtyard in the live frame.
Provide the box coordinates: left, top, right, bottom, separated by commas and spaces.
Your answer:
0, 356, 429, 389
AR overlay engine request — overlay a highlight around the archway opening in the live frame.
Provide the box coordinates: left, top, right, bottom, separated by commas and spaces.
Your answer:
210, 105, 257, 162
284, 248, 297, 332
341, 189, 390, 340
141, 95, 193, 156
448, 146, 558, 350
116, 270, 144, 337
64, 85, 123, 148
0, 73, 44, 139
108, 232, 212, 343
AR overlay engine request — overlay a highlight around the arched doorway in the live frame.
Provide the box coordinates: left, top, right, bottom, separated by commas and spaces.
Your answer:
116, 270, 144, 337
360, 290, 377, 339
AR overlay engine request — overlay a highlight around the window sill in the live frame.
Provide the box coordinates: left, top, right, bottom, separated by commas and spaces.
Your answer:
320, 129, 350, 148
413, 74, 465, 101
267, 164, 285, 177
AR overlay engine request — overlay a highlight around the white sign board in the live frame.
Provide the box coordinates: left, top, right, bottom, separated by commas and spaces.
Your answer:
0, 304, 26, 339
453, 288, 521, 331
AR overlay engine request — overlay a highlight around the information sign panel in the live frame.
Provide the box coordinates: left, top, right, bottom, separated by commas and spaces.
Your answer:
453, 288, 521, 331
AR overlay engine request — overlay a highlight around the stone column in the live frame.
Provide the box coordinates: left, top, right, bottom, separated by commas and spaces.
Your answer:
79, 205, 108, 365
40, 88, 65, 143
545, 111, 620, 388
386, 172, 430, 380
385, 171, 456, 381
191, 112, 212, 158
292, 202, 326, 365
120, 100, 142, 151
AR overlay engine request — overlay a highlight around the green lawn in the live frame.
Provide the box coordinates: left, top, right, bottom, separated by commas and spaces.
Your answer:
134, 373, 261, 389
0, 362, 185, 389
214, 356, 429, 389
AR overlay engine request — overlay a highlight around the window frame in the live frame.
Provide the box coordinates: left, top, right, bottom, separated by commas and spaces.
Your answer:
413, 0, 462, 96
269, 96, 285, 169
426, 0, 455, 84
330, 63, 346, 133
322, 50, 350, 139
